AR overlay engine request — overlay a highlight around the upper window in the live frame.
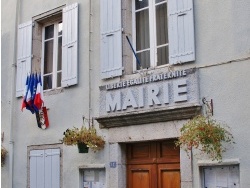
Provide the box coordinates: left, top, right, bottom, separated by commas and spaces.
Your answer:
134, 0, 168, 70
43, 21, 63, 90
15, 3, 78, 97
100, 0, 195, 79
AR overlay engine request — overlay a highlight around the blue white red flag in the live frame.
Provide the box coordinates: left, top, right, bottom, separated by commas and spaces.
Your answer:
21, 75, 29, 111
25, 74, 36, 113
31, 73, 39, 113
21, 73, 45, 115
34, 74, 44, 110
26, 74, 33, 107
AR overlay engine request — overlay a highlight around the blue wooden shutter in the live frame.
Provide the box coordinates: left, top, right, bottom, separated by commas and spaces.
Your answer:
62, 3, 78, 87
16, 21, 32, 97
44, 149, 60, 188
100, 0, 123, 79
168, 0, 195, 64
30, 150, 45, 188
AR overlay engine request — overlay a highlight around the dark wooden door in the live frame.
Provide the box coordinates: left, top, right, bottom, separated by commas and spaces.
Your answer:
127, 140, 180, 188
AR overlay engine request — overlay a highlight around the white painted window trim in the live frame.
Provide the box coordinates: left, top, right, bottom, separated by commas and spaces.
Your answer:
41, 20, 62, 91
132, 0, 168, 71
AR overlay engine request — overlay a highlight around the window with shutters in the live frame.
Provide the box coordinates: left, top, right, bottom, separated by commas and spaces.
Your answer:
202, 165, 240, 188
29, 148, 61, 188
134, 0, 169, 70
42, 21, 63, 90
15, 3, 78, 97
133, 0, 195, 70
100, 0, 195, 79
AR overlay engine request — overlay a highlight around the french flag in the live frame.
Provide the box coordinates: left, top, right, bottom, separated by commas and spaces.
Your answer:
21, 75, 29, 111
34, 74, 44, 109
26, 74, 33, 107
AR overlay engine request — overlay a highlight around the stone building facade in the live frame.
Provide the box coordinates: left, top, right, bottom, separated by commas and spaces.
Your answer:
1, 0, 250, 187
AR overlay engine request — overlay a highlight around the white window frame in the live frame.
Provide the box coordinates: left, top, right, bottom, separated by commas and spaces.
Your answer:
42, 20, 62, 91
132, 0, 169, 71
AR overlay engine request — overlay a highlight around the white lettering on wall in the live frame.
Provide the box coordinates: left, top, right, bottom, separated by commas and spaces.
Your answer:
106, 91, 121, 112
105, 78, 189, 113
138, 87, 144, 108
163, 83, 169, 104
122, 89, 138, 110
148, 85, 161, 106
173, 79, 188, 102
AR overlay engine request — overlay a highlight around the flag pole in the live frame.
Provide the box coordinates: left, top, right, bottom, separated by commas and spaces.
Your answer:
126, 36, 142, 69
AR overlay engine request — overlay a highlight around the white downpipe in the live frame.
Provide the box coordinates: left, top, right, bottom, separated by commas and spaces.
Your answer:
9, 0, 20, 187
88, 0, 93, 127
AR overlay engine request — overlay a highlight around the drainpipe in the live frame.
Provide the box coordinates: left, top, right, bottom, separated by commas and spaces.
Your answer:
88, 0, 93, 127
9, 0, 20, 187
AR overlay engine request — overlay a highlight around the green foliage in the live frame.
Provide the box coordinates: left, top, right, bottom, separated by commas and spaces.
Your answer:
176, 115, 234, 161
61, 126, 105, 152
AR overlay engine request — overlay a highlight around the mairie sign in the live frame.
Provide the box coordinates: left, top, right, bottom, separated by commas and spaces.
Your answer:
99, 69, 199, 116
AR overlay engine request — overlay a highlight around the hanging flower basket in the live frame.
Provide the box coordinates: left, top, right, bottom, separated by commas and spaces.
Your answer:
77, 142, 89, 153
61, 126, 105, 153
1, 146, 8, 167
175, 115, 235, 161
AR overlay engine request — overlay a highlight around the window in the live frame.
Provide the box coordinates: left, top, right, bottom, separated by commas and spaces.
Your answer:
134, 0, 168, 70
29, 148, 61, 188
203, 165, 240, 188
43, 21, 63, 90
15, 3, 78, 97
100, 0, 195, 79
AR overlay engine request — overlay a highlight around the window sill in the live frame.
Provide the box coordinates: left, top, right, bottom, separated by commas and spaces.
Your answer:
132, 64, 173, 75
44, 87, 64, 96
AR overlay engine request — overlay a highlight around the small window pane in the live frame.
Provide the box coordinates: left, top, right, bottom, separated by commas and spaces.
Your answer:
156, 3, 168, 46
136, 50, 150, 70
43, 75, 52, 90
155, 0, 165, 4
157, 46, 169, 66
57, 72, 61, 87
44, 40, 54, 74
136, 0, 148, 10
58, 22, 63, 36
45, 25, 54, 40
136, 9, 150, 51
57, 36, 62, 71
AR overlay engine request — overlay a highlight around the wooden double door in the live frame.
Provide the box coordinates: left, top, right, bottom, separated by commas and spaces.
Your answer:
127, 140, 180, 188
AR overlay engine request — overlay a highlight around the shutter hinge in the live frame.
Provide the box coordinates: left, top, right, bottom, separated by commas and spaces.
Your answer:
12, 63, 17, 67
32, 21, 35, 27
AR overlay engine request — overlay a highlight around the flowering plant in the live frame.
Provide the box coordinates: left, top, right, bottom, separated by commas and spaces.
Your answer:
61, 126, 105, 152
175, 115, 234, 161
1, 146, 8, 166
